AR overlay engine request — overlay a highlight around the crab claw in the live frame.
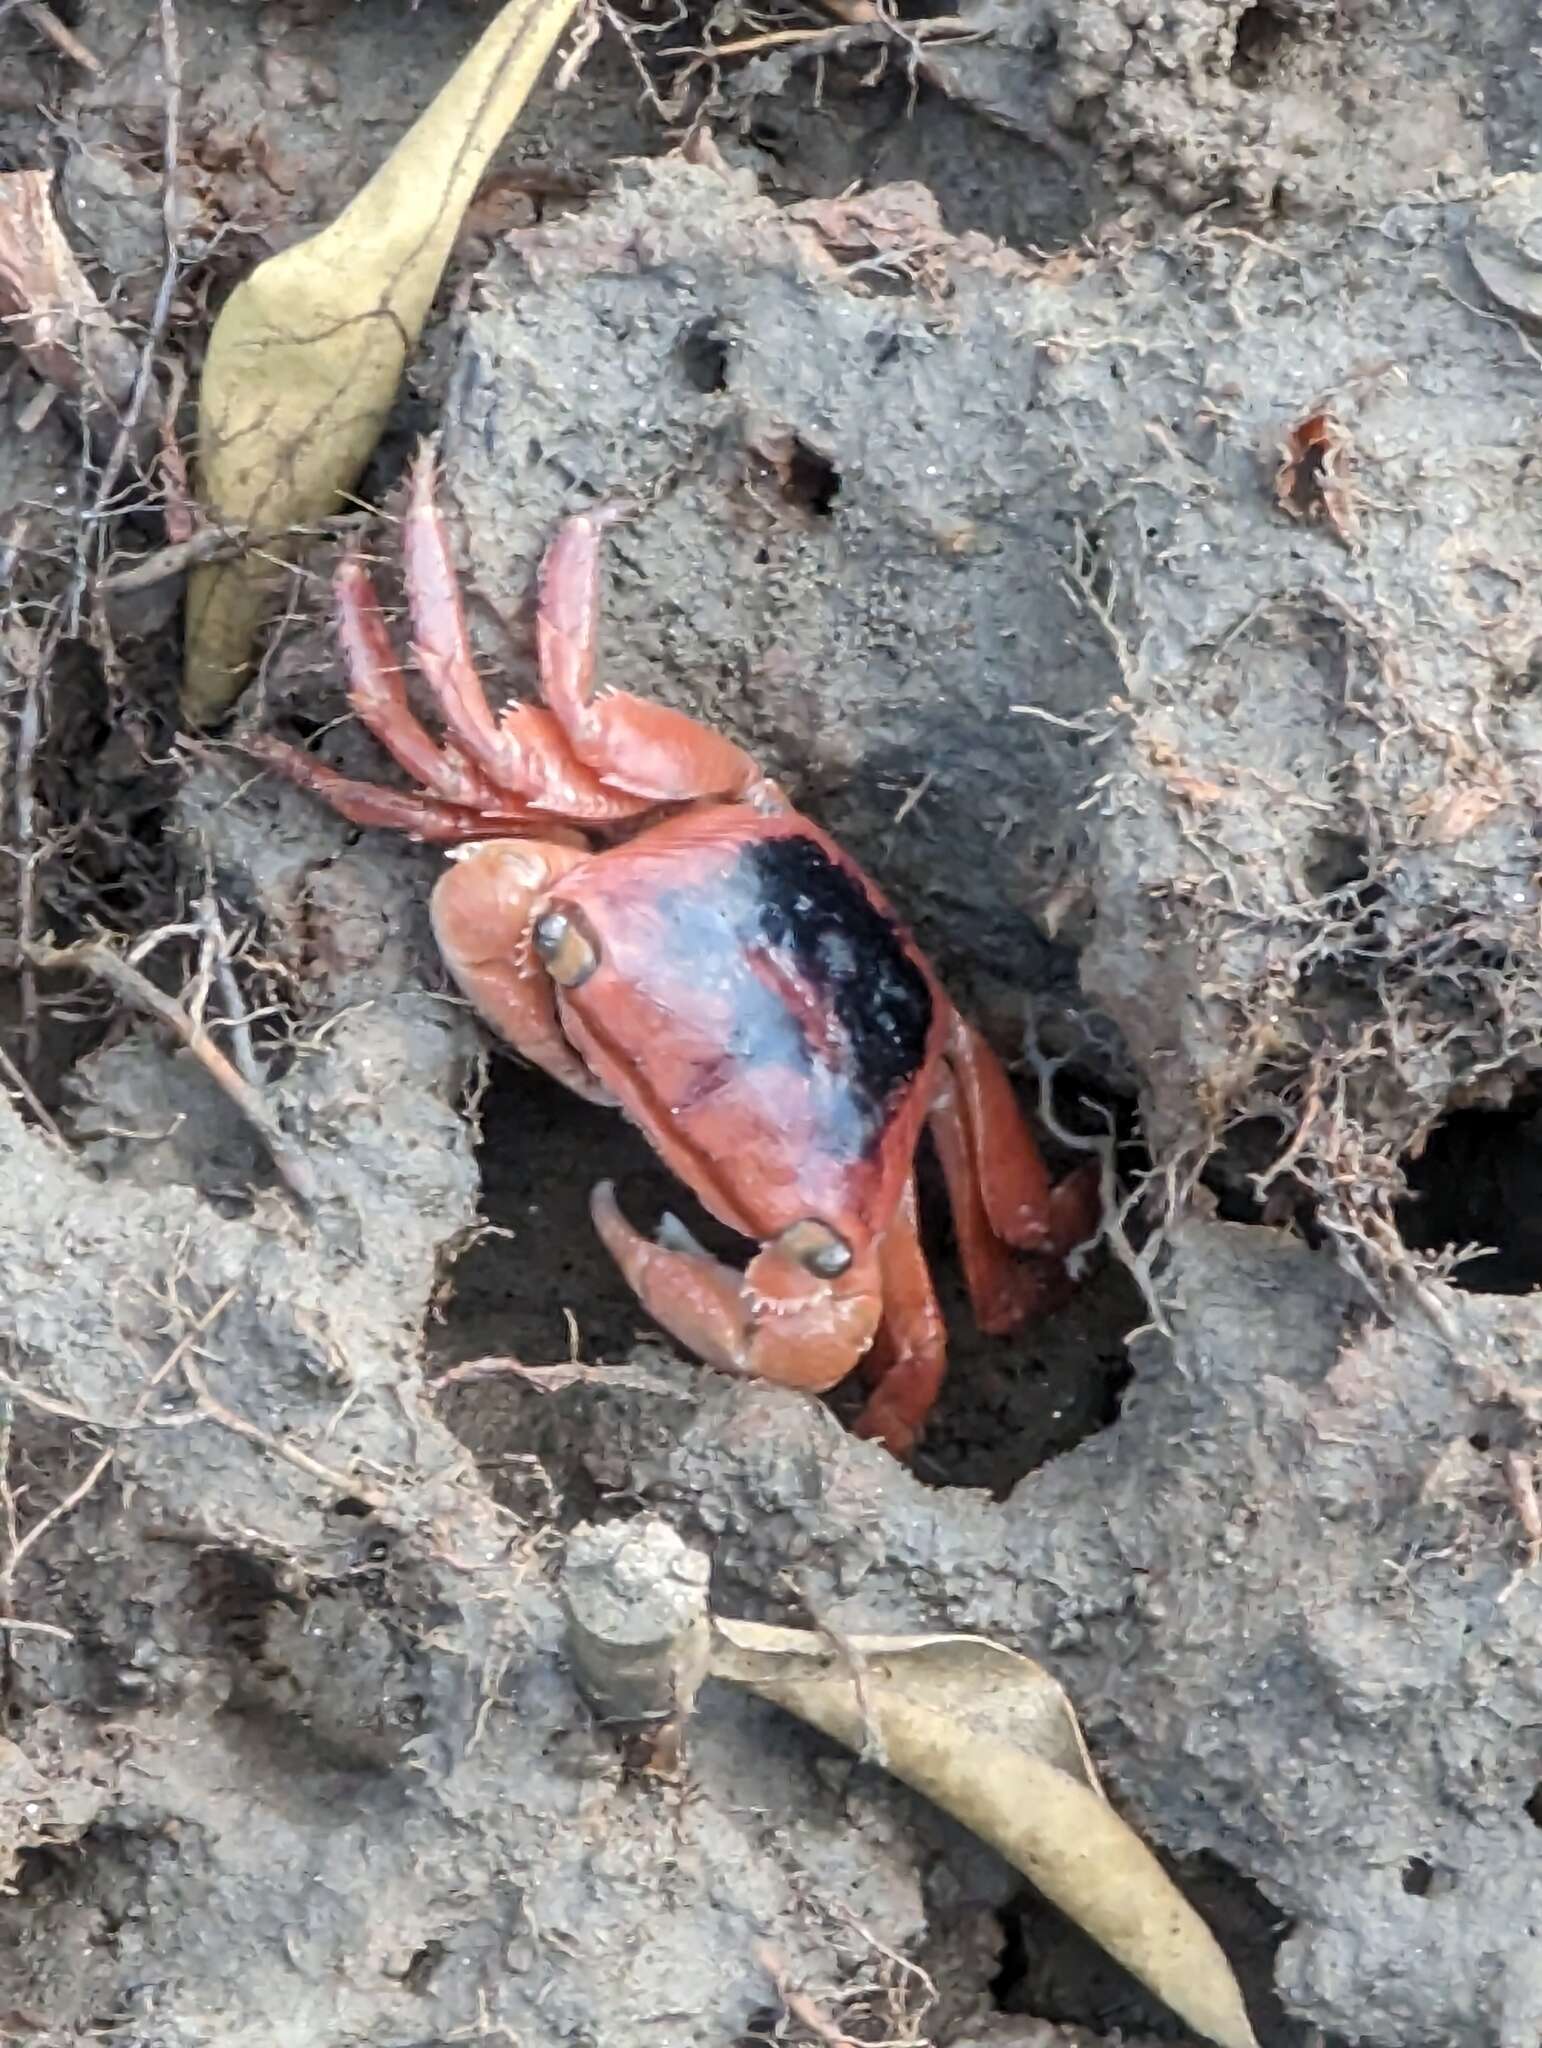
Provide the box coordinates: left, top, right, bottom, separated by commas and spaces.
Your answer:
591, 1182, 883, 1397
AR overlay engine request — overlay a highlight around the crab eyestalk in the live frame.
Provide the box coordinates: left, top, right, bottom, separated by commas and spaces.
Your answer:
775, 1218, 854, 1278
532, 906, 600, 988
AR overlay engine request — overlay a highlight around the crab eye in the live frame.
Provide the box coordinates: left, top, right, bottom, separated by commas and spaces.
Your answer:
777, 1218, 853, 1278
533, 908, 599, 988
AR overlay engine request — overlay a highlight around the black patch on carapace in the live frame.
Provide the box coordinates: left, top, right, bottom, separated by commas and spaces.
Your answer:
747, 833, 932, 1125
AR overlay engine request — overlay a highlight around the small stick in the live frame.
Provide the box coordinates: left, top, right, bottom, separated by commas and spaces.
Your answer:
751, 1942, 860, 2048
95, 523, 252, 595
157, 353, 194, 543
697, 11, 964, 57
0, 1033, 65, 1146
95, 514, 362, 596
0, 1614, 72, 1640
0, 1373, 99, 1426
10, 1, 103, 73
0, 1285, 238, 1598
430, 1353, 682, 1399
179, 1353, 391, 1508
194, 890, 266, 1089
8, 4, 182, 1079
26, 937, 319, 1209
4, 547, 45, 1075
88, 0, 181, 516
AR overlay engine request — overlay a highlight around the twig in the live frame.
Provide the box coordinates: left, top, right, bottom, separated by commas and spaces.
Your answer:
0, 1371, 100, 1425
0, 1286, 239, 1599
91, 0, 182, 513
751, 1942, 860, 2048
0, 1032, 64, 1147
11, 1, 102, 71
10, 2, 183, 1079
699, 10, 964, 57
178, 1353, 392, 1508
195, 890, 266, 1089
430, 1354, 684, 1398
94, 514, 361, 596
26, 936, 319, 1208
2, 530, 44, 1076
95, 523, 252, 594
552, 0, 603, 91
0, 1614, 72, 1640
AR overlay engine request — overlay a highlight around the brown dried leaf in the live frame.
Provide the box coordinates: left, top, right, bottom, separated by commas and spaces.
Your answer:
0, 170, 138, 417
710, 1621, 1259, 2048
1274, 409, 1360, 548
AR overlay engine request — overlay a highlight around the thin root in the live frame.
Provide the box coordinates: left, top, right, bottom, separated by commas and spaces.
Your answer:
25, 936, 319, 1210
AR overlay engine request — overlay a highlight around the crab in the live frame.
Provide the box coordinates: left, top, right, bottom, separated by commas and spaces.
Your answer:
247, 450, 1099, 1456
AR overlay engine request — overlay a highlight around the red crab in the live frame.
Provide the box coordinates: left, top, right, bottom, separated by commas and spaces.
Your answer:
247, 450, 1099, 1456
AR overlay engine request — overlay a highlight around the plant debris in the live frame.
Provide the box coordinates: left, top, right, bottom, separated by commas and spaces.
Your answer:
1273, 408, 1360, 548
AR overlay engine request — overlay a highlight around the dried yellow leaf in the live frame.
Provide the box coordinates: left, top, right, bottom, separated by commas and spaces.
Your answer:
182, 0, 580, 724
711, 1621, 1259, 2048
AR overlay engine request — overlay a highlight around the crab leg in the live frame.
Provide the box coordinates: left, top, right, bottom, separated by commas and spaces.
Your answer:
334, 554, 508, 809
850, 1175, 948, 1457
534, 498, 765, 805
243, 736, 558, 846
945, 1009, 1099, 1257
429, 840, 608, 1101
590, 1182, 883, 1395
928, 1010, 1099, 1335
402, 454, 655, 825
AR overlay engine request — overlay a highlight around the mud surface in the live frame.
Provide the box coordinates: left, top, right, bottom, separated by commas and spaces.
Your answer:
3, 2, 1542, 2044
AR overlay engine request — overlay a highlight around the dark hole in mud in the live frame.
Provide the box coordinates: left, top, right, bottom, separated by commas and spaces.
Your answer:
1231, 3, 1290, 82
1302, 830, 1371, 901
677, 318, 729, 394
280, 711, 330, 744
993, 1850, 1298, 2044
9, 1842, 72, 1899
195, 1547, 291, 1663
1402, 1855, 1434, 1896
431, 1055, 1141, 1503
1397, 1094, 1542, 1292
1525, 1784, 1542, 1829
783, 438, 841, 517
332, 1496, 374, 1518
399, 1940, 448, 1994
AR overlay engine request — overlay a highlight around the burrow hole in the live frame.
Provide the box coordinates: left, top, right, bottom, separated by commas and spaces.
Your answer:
1401, 1857, 1434, 1897
676, 317, 729, 394
1397, 1090, 1542, 1293
781, 437, 842, 517
429, 1054, 1142, 1504
1230, 2, 1290, 81
992, 1850, 1300, 2044
1199, 1079, 1542, 1296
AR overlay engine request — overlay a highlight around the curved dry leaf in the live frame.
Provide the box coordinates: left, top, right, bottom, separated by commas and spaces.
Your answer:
0, 170, 139, 426
710, 1620, 1258, 2048
182, 0, 580, 724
